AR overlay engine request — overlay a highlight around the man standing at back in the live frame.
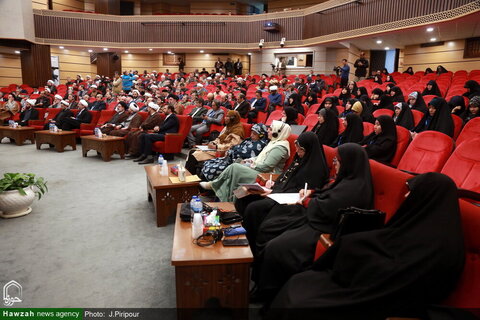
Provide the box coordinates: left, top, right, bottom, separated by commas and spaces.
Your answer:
340, 59, 350, 88
354, 52, 369, 81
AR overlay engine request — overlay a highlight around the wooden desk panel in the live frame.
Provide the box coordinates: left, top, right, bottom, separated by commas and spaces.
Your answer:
0, 126, 36, 145
35, 130, 76, 152
80, 135, 125, 161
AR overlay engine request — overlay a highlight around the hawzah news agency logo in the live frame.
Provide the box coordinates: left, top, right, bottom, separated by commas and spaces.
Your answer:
3, 280, 22, 306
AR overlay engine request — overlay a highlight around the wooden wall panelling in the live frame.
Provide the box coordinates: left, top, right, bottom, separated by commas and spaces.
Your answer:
302, 0, 473, 39
403, 39, 480, 72
95, 0, 120, 15
21, 44, 52, 88
51, 47, 97, 83
52, 0, 85, 11
32, 0, 49, 10
268, 0, 328, 12
190, 2, 238, 14
0, 54, 23, 87
84, 0, 94, 12
96, 52, 121, 78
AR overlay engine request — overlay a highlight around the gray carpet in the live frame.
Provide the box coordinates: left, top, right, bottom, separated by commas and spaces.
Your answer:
0, 139, 185, 308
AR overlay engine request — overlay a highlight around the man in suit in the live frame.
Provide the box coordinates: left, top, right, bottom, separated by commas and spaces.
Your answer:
188, 99, 208, 125
43, 100, 73, 129
60, 99, 92, 130
89, 94, 106, 111
248, 90, 266, 123
19, 99, 39, 126
100, 101, 130, 134
267, 86, 283, 113
233, 93, 250, 119
135, 105, 180, 164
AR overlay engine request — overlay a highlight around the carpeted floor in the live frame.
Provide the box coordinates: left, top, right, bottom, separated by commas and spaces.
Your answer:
0, 139, 184, 308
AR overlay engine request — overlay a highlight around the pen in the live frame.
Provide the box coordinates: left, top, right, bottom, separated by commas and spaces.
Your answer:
304, 182, 308, 197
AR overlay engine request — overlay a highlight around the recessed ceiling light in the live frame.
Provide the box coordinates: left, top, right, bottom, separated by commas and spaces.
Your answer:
426, 27, 434, 32
14, 50, 20, 54
167, 51, 172, 54
376, 40, 382, 44
103, 48, 108, 51
430, 37, 437, 42
124, 50, 129, 53
248, 52, 252, 55
385, 47, 390, 50
59, 46, 64, 49
88, 49, 93, 53
200, 50, 204, 53
149, 48, 153, 51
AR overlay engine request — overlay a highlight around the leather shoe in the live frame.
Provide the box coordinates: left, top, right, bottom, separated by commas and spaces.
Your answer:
138, 156, 154, 164
133, 155, 147, 162
125, 153, 139, 159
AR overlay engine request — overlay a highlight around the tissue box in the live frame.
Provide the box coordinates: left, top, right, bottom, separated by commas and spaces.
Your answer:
170, 165, 179, 175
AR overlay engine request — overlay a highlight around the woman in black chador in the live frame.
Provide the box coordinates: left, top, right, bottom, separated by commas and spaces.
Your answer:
360, 115, 397, 164
234, 132, 329, 253
268, 173, 465, 320
254, 143, 373, 303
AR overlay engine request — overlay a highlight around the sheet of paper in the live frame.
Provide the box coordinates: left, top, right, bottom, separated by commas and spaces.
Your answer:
238, 183, 270, 192
195, 145, 216, 151
169, 175, 202, 184
267, 193, 301, 204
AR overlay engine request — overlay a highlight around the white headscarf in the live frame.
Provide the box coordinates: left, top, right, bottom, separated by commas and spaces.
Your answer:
254, 120, 291, 166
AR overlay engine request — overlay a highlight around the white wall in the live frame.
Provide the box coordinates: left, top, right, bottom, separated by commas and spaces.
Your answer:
250, 46, 331, 76
0, 0, 34, 41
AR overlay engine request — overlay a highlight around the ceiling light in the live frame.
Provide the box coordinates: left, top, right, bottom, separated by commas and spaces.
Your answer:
200, 50, 204, 53
248, 52, 252, 55
14, 50, 20, 54
430, 37, 437, 42
103, 48, 108, 51
88, 49, 93, 53
124, 50, 129, 53
167, 51, 172, 54
376, 40, 382, 44
426, 27, 434, 32
59, 46, 64, 49
384, 47, 390, 50
149, 48, 153, 51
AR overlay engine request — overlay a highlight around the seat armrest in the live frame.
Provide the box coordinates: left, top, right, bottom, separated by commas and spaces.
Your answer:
80, 123, 96, 130
457, 189, 480, 205
29, 119, 45, 126
257, 173, 280, 185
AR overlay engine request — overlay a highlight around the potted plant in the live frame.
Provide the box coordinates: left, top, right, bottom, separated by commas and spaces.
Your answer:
0, 173, 48, 218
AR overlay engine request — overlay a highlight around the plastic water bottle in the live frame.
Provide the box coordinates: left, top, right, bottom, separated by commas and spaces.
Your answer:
191, 212, 204, 239
194, 198, 203, 214
157, 154, 164, 166
53, 125, 58, 133
49, 123, 53, 132
190, 196, 198, 215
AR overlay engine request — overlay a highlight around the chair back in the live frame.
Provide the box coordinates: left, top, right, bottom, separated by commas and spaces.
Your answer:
397, 130, 454, 174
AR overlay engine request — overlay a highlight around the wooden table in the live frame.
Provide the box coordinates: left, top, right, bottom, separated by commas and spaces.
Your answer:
0, 126, 36, 145
80, 135, 125, 161
35, 130, 77, 152
172, 202, 253, 317
145, 164, 199, 227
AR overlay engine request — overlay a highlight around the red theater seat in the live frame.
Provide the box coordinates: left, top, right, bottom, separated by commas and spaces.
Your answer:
373, 108, 394, 118
28, 108, 56, 129
411, 109, 424, 127
265, 110, 283, 126
390, 126, 411, 167
303, 114, 319, 131
284, 134, 299, 170
363, 122, 374, 136
242, 122, 252, 137
95, 110, 115, 127
73, 110, 101, 137
151, 115, 193, 160
441, 138, 480, 194
451, 114, 463, 140
456, 117, 480, 147
442, 199, 480, 316
397, 131, 454, 174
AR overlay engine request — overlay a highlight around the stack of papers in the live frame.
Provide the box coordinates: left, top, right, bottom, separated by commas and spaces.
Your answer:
169, 175, 202, 184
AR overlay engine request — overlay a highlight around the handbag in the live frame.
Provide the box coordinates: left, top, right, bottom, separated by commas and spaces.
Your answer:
331, 207, 386, 241
218, 209, 243, 224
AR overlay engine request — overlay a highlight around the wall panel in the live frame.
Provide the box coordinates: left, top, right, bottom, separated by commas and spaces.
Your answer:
51, 47, 97, 83
52, 0, 85, 11
32, 0, 49, 10
403, 39, 480, 73
0, 54, 22, 87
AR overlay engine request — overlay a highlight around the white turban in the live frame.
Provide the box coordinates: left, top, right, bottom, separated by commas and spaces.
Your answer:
79, 99, 89, 107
